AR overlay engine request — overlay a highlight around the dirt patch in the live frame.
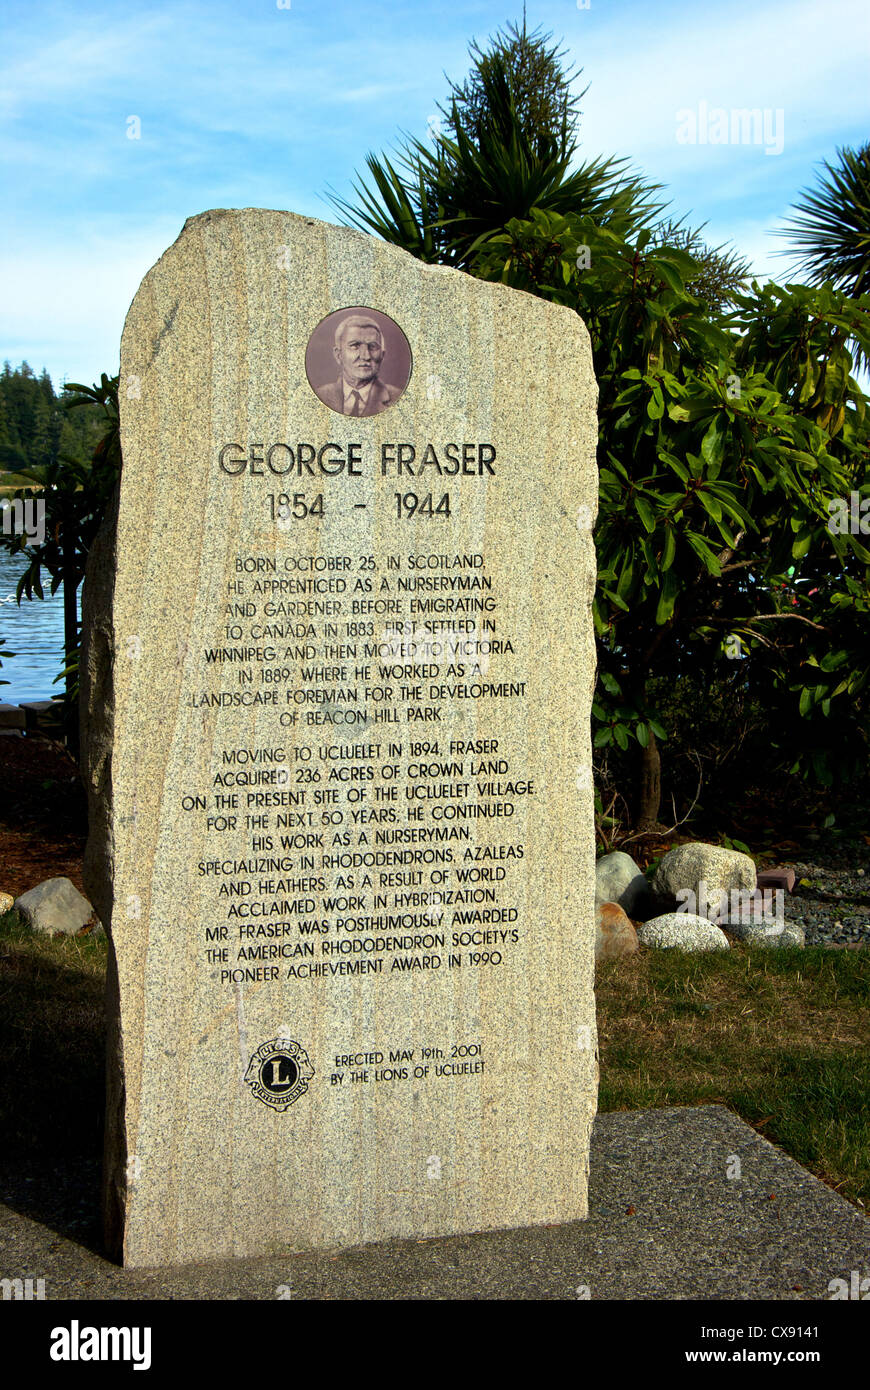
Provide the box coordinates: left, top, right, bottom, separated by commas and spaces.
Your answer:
0, 734, 88, 898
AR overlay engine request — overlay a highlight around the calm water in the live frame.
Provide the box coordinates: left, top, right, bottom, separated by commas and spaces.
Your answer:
0, 548, 81, 703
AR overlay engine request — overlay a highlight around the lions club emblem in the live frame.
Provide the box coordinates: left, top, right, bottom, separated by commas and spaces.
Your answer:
245, 1038, 314, 1111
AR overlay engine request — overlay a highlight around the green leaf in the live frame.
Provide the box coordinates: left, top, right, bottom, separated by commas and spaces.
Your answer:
652, 258, 684, 294
791, 528, 812, 560
616, 555, 635, 599
661, 527, 676, 570
684, 531, 722, 575
820, 650, 848, 672
698, 491, 722, 523
655, 570, 679, 626
701, 416, 726, 468
635, 495, 657, 533
602, 587, 630, 612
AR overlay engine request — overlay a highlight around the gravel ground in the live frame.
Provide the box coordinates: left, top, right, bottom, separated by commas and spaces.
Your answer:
779, 838, 870, 947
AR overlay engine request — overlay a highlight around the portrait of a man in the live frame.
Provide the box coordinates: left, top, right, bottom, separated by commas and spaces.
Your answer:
306, 308, 411, 417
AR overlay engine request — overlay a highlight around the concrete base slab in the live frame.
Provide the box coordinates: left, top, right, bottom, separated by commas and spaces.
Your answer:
1, 1106, 867, 1300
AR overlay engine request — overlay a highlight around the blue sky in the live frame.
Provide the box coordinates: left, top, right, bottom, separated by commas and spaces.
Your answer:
1, 0, 868, 388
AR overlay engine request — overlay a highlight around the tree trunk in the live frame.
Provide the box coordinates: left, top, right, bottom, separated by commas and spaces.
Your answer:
62, 507, 79, 760
637, 727, 662, 828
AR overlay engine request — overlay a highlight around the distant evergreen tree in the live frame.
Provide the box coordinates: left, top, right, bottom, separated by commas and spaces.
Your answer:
0, 362, 104, 475
0, 386, 26, 469
0, 365, 120, 754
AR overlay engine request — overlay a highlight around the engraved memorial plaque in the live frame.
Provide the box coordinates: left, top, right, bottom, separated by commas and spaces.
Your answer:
80, 208, 599, 1266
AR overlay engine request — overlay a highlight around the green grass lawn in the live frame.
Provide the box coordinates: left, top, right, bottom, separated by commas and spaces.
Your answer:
596, 944, 870, 1208
1, 910, 868, 1211
0, 911, 106, 1161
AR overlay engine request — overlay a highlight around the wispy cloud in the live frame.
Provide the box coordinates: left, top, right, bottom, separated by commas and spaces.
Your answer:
0, 13, 173, 116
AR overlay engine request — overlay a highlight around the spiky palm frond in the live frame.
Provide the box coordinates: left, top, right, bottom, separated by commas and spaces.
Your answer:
776, 143, 870, 298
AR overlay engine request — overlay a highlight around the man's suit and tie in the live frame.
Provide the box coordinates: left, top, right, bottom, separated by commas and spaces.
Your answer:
317, 375, 402, 417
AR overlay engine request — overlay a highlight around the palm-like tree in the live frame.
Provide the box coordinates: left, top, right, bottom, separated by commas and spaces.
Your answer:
777, 143, 870, 299
327, 54, 663, 270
